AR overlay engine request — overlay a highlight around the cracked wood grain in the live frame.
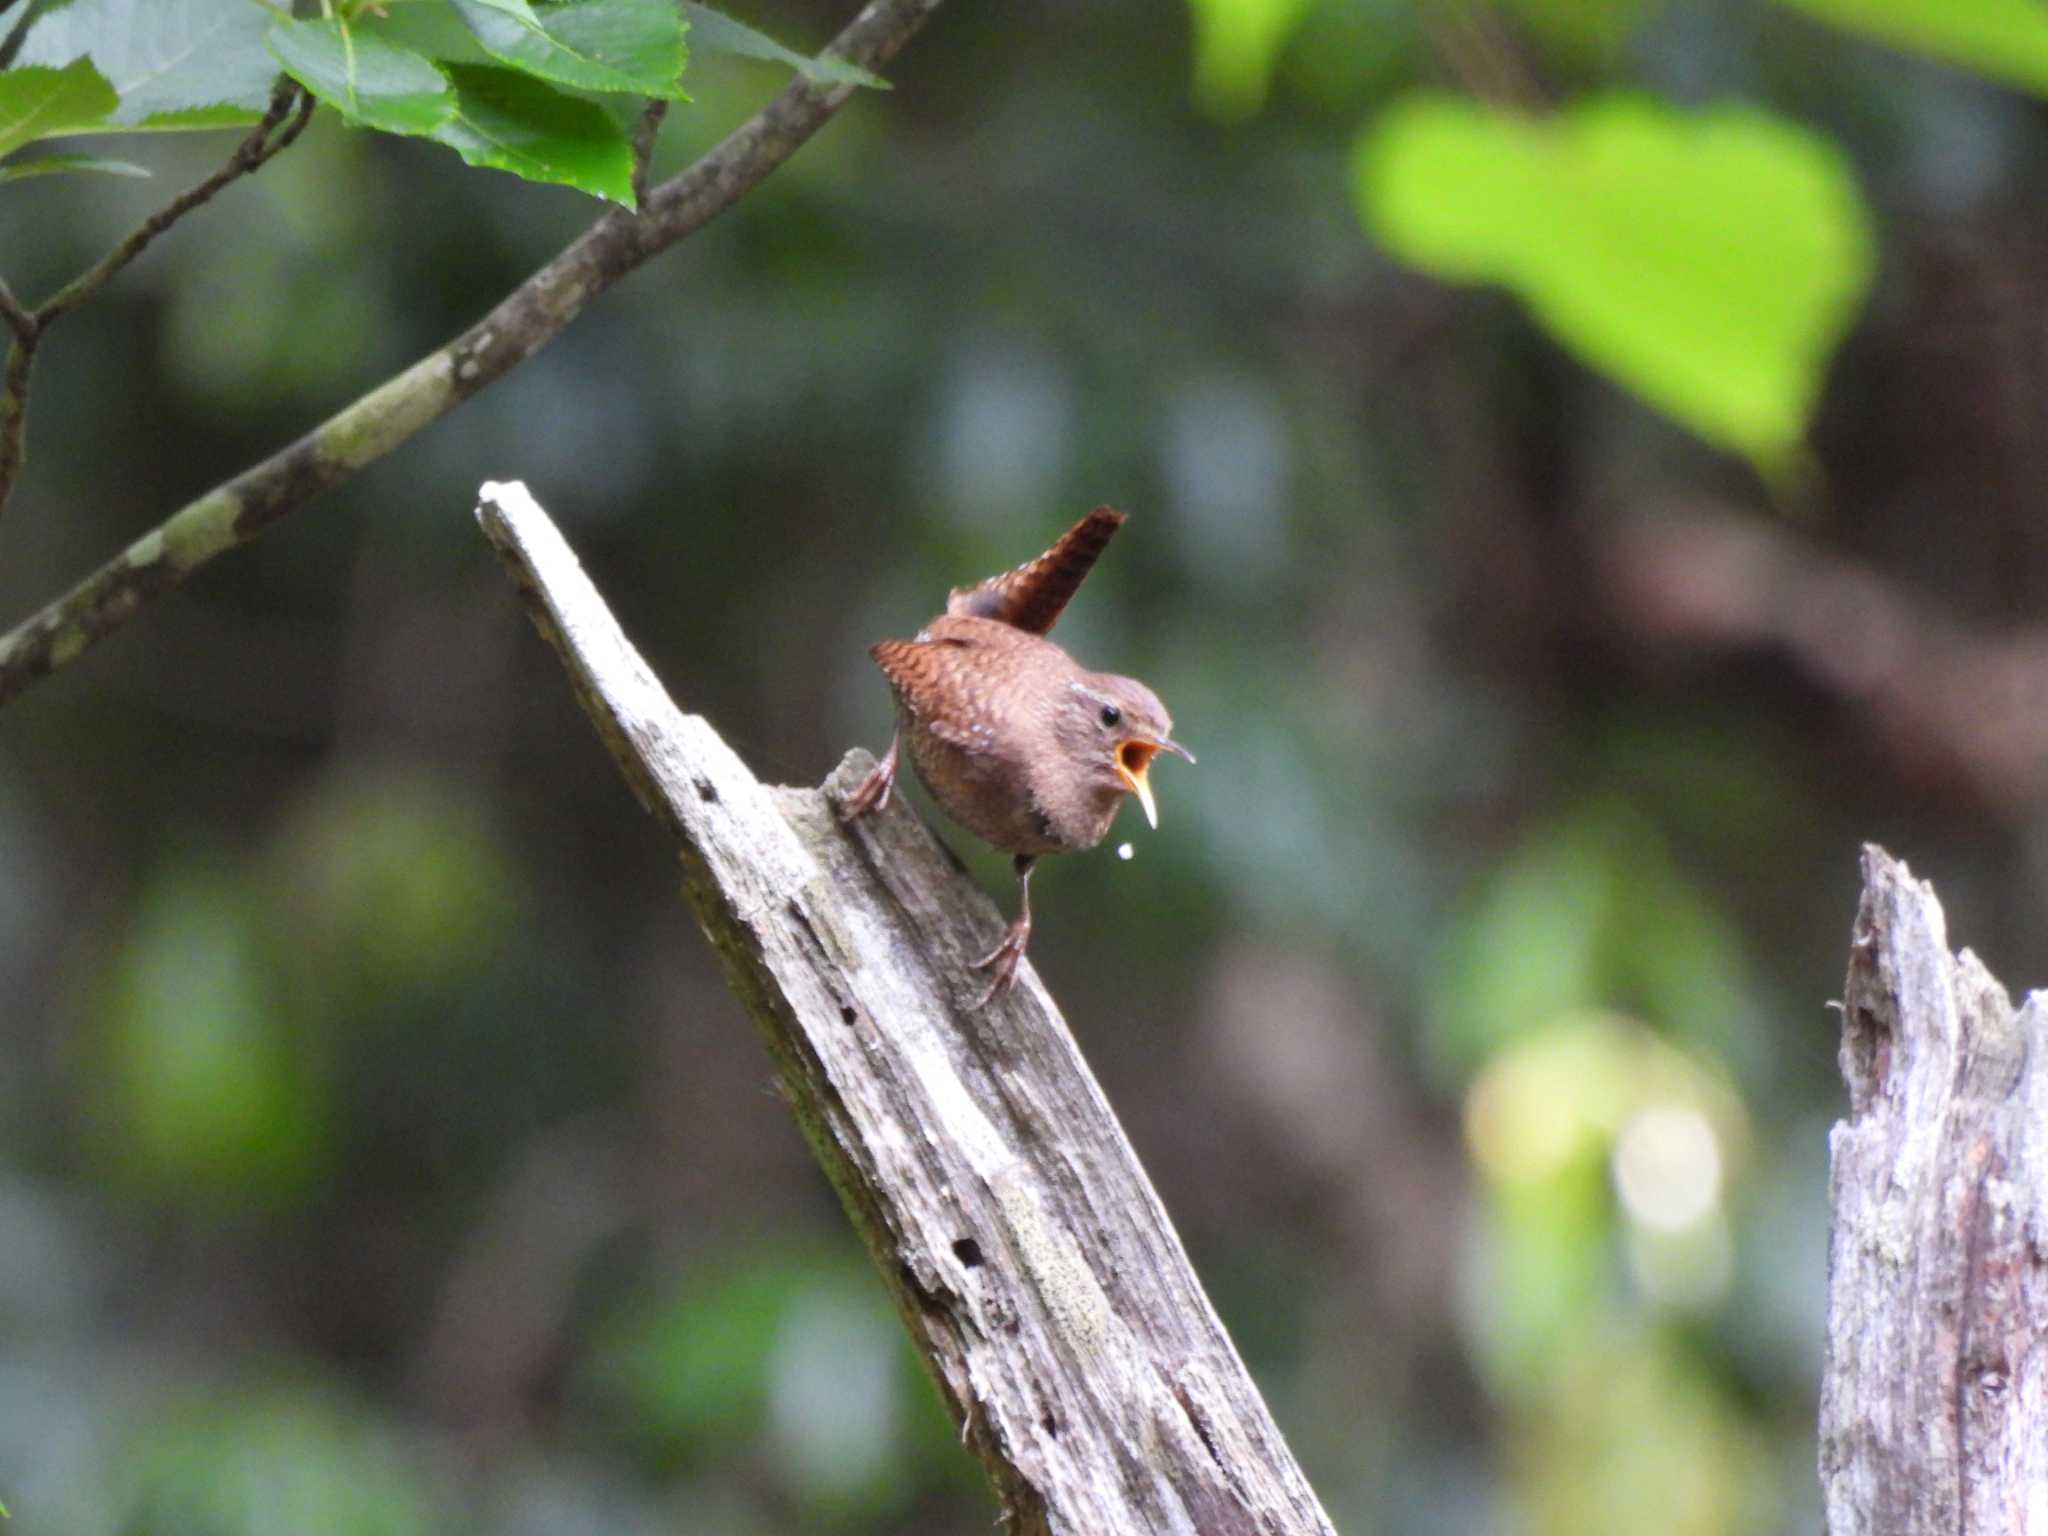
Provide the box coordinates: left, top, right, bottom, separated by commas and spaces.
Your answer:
1821, 846, 2048, 1534
473, 480, 1336, 1536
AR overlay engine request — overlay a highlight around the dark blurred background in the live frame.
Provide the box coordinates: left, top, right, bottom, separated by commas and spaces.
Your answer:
4, 0, 2046, 1530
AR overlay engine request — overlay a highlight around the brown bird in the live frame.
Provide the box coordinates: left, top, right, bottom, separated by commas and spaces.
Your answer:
843, 507, 1193, 1004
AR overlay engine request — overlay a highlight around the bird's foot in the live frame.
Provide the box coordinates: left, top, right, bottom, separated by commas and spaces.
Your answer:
969, 917, 1031, 1007
840, 735, 899, 822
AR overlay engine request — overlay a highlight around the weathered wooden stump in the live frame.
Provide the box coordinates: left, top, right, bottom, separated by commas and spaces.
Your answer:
1822, 846, 2048, 1533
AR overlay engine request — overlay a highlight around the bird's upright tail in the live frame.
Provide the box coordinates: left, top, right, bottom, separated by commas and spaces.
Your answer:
944, 505, 1127, 636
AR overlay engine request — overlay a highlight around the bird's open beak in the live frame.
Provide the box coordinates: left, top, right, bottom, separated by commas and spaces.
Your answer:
1116, 737, 1196, 830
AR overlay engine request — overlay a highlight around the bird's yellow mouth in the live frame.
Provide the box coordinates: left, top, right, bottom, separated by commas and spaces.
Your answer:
1115, 738, 1195, 829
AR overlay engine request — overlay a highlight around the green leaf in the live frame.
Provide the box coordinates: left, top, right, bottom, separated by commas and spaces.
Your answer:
429, 62, 636, 202
0, 150, 150, 182
359, 1, 501, 69
1772, 0, 2048, 96
453, 0, 689, 98
0, 58, 115, 158
1355, 92, 1873, 469
267, 17, 456, 135
679, 2, 887, 89
1184, 0, 1308, 119
13, 0, 273, 129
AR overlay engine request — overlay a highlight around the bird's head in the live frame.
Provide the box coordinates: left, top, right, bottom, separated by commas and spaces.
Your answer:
1056, 673, 1195, 830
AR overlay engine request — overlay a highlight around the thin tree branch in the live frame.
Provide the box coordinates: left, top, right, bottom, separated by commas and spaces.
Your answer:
0, 279, 37, 524
0, 0, 945, 709
0, 81, 311, 522
631, 97, 668, 209
34, 80, 311, 329
473, 479, 1339, 1536
0, 338, 32, 502
0, 0, 33, 72
0, 277, 28, 342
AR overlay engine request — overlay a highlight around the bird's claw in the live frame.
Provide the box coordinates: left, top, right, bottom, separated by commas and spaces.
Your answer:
841, 764, 893, 821
840, 735, 899, 823
969, 922, 1030, 1007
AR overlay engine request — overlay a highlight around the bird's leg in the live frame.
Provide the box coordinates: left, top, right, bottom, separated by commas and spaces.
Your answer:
971, 855, 1036, 1006
840, 732, 900, 821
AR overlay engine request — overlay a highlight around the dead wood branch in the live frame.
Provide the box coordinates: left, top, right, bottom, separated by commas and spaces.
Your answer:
1821, 846, 2048, 1532
473, 480, 1337, 1536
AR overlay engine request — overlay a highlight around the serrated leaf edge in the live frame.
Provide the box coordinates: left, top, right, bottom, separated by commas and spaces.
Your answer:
453, 0, 688, 97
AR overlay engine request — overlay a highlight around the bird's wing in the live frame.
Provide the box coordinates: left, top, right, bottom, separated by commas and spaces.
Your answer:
944, 505, 1125, 635
870, 635, 990, 752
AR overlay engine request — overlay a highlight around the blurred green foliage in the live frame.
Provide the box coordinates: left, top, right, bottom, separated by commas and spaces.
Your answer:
1426, 806, 1764, 1084
1462, 1016, 1747, 1371
87, 863, 328, 1208
1771, 0, 2048, 96
120, 1382, 445, 1536
585, 1249, 963, 1519
263, 767, 523, 1005
1187, 0, 1312, 119
1518, 1326, 1775, 1533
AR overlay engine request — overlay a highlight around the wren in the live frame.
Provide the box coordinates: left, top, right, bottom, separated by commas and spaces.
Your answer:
842, 506, 1193, 1005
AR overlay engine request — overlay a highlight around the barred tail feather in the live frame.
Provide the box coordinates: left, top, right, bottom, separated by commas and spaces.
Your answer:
945, 506, 1126, 635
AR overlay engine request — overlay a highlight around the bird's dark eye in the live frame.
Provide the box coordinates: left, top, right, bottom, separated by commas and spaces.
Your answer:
1099, 703, 1121, 727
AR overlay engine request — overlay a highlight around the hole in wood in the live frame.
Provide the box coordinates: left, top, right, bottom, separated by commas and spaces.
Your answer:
952, 1237, 984, 1268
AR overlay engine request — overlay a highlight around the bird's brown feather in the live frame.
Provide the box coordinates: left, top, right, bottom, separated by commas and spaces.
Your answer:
944, 505, 1126, 635
872, 635, 996, 752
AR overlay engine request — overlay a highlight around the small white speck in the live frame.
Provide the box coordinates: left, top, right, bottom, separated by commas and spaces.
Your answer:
1116, 842, 1135, 861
